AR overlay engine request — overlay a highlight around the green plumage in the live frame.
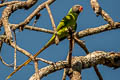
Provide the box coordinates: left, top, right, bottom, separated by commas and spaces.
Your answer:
46, 8, 79, 45
7, 5, 83, 79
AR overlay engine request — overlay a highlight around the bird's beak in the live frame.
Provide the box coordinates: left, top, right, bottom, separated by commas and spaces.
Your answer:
79, 6, 83, 12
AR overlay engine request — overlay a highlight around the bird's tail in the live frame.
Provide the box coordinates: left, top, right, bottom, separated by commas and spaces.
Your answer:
6, 38, 54, 80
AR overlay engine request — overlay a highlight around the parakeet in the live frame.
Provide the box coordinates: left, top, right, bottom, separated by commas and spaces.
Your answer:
7, 4, 83, 79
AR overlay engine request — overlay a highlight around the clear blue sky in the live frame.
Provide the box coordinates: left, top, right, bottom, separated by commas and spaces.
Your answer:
0, 0, 120, 80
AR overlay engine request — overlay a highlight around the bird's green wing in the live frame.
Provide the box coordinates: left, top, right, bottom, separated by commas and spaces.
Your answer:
56, 14, 73, 31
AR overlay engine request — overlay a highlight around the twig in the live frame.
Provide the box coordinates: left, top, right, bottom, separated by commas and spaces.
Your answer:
34, 60, 40, 80
94, 66, 103, 80
0, 35, 35, 60
10, 24, 54, 34
0, 18, 2, 28
36, 58, 54, 65
0, 18, 2, 27
12, 0, 56, 31
32, 13, 41, 26
0, 40, 3, 52
62, 69, 67, 80
1, 0, 37, 38
13, 30, 17, 70
45, 4, 59, 45
0, 56, 14, 67
90, 0, 114, 27
74, 35, 89, 54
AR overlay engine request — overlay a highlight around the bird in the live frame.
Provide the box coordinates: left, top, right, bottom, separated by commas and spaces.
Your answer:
7, 4, 83, 79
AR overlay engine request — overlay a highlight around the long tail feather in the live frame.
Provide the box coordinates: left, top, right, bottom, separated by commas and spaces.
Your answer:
6, 39, 54, 80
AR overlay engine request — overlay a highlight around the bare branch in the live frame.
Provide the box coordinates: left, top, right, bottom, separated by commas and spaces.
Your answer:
93, 66, 103, 80
34, 60, 40, 80
0, 56, 14, 67
90, 0, 114, 26
1, 0, 37, 39
10, 24, 54, 34
0, 35, 34, 60
74, 36, 89, 54
76, 22, 120, 39
36, 58, 54, 65
62, 29, 75, 80
13, 31, 17, 70
30, 51, 120, 80
10, 42, 34, 60
45, 3, 59, 45
0, 40, 3, 52
12, 0, 56, 30
0, 18, 2, 27
0, 1, 20, 7
74, 34, 103, 80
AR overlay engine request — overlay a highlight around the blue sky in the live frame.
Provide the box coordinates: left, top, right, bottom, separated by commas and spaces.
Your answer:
0, 0, 120, 80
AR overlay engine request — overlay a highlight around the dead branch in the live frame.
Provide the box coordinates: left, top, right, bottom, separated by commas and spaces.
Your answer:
29, 51, 120, 80
62, 28, 75, 80
0, 56, 14, 67
36, 58, 54, 65
0, 35, 34, 59
34, 60, 40, 80
76, 22, 120, 39
45, 3, 59, 45
1, 0, 37, 40
12, 0, 55, 31
0, 40, 3, 52
0, 1, 20, 7
13, 31, 17, 70
90, 0, 114, 26
10, 24, 54, 34
0, 18, 2, 27
74, 34, 103, 80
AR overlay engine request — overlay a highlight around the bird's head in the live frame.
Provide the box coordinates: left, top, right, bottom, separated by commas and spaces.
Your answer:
68, 5, 83, 14
72, 5, 83, 14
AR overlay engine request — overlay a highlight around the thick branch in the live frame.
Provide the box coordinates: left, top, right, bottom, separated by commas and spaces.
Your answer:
90, 0, 114, 26
76, 22, 120, 38
29, 51, 120, 80
1, 0, 37, 39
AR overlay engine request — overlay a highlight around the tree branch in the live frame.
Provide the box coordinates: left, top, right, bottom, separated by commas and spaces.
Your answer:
90, 0, 114, 26
10, 24, 54, 34
29, 51, 120, 80
12, 0, 55, 30
45, 3, 59, 45
76, 22, 120, 39
0, 1, 20, 7
0, 35, 34, 60
1, 0, 37, 40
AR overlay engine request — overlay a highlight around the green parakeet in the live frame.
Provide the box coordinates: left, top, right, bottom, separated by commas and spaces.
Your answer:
7, 5, 83, 79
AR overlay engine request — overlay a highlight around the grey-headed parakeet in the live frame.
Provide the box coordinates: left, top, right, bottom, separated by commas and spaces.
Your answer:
7, 4, 83, 79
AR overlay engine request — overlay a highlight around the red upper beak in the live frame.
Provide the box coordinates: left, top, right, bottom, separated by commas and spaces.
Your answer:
79, 6, 83, 12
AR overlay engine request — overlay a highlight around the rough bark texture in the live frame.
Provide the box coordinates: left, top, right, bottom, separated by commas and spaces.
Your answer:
29, 51, 120, 80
